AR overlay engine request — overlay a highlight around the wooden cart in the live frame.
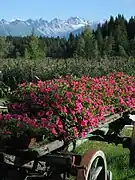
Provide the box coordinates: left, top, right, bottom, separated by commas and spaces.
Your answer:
0, 110, 135, 180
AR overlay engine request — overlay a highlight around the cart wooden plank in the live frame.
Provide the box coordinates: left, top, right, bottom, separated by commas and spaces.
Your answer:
85, 112, 124, 135
0, 140, 64, 165
31, 112, 124, 157
0, 111, 128, 169
31, 139, 64, 157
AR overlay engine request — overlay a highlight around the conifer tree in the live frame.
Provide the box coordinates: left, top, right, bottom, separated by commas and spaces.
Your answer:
96, 25, 104, 56
76, 35, 85, 57
83, 27, 98, 60
25, 33, 45, 59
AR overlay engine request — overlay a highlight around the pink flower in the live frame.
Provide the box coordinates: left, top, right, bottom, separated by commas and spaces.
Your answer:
74, 102, 83, 113
4, 131, 12, 135
70, 109, 75, 115
63, 106, 68, 114
54, 93, 60, 99
130, 86, 135, 92
90, 120, 98, 127
46, 88, 52, 92
75, 102, 83, 109
65, 92, 72, 98
74, 133, 79, 138
43, 103, 47, 107
30, 92, 36, 98
3, 72, 135, 142
37, 99, 43, 105
11, 104, 17, 110
81, 131, 87, 138
80, 119, 88, 127
85, 110, 91, 117
120, 98, 126, 106
76, 94, 83, 102
17, 122, 22, 127
4, 114, 12, 120
18, 82, 26, 87
73, 127, 79, 138
39, 88, 46, 93
38, 111, 45, 117
56, 118, 63, 129
46, 110, 53, 116
73, 117, 78, 122
51, 128, 58, 136
30, 82, 35, 86
67, 98, 71, 103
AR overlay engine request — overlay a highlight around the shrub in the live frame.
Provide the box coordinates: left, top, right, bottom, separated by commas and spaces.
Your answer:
1, 56, 135, 90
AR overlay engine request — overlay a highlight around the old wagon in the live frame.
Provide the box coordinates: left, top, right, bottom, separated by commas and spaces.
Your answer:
0, 109, 135, 180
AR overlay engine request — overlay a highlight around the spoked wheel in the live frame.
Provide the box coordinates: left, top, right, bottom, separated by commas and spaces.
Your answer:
76, 149, 108, 180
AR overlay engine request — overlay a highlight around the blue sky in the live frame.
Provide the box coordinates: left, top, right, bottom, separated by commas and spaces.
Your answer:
0, 0, 134, 21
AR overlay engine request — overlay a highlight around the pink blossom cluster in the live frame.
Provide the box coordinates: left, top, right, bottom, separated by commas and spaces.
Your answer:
1, 72, 135, 141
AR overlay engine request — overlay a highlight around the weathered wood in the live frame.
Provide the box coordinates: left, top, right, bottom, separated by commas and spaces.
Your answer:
0, 113, 125, 161
0, 140, 64, 167
0, 111, 130, 173
1, 152, 16, 165
87, 112, 124, 134
32, 140, 64, 157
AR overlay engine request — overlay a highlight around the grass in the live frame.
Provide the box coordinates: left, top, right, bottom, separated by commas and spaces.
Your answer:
70, 128, 135, 180
75, 141, 134, 180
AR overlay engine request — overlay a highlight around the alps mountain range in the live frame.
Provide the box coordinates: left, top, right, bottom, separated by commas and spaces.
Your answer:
0, 17, 105, 37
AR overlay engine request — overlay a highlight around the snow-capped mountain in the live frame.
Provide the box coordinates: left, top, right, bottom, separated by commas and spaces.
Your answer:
0, 17, 102, 37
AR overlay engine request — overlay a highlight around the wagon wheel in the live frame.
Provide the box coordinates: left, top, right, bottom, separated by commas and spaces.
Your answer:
76, 149, 107, 180
129, 122, 135, 167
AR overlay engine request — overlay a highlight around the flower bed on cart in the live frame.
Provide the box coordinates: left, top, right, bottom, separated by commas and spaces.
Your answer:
0, 72, 135, 149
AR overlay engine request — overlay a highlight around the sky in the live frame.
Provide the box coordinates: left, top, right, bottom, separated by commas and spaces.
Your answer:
0, 0, 134, 22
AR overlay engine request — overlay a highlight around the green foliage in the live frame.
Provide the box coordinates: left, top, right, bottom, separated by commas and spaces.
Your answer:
0, 37, 13, 58
83, 27, 98, 60
0, 14, 135, 59
0, 56, 135, 90
76, 36, 85, 57
0, 70, 10, 98
96, 25, 104, 55
76, 27, 99, 60
25, 35, 45, 59
129, 37, 135, 57
103, 33, 115, 56
0, 81, 10, 98
118, 45, 128, 57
